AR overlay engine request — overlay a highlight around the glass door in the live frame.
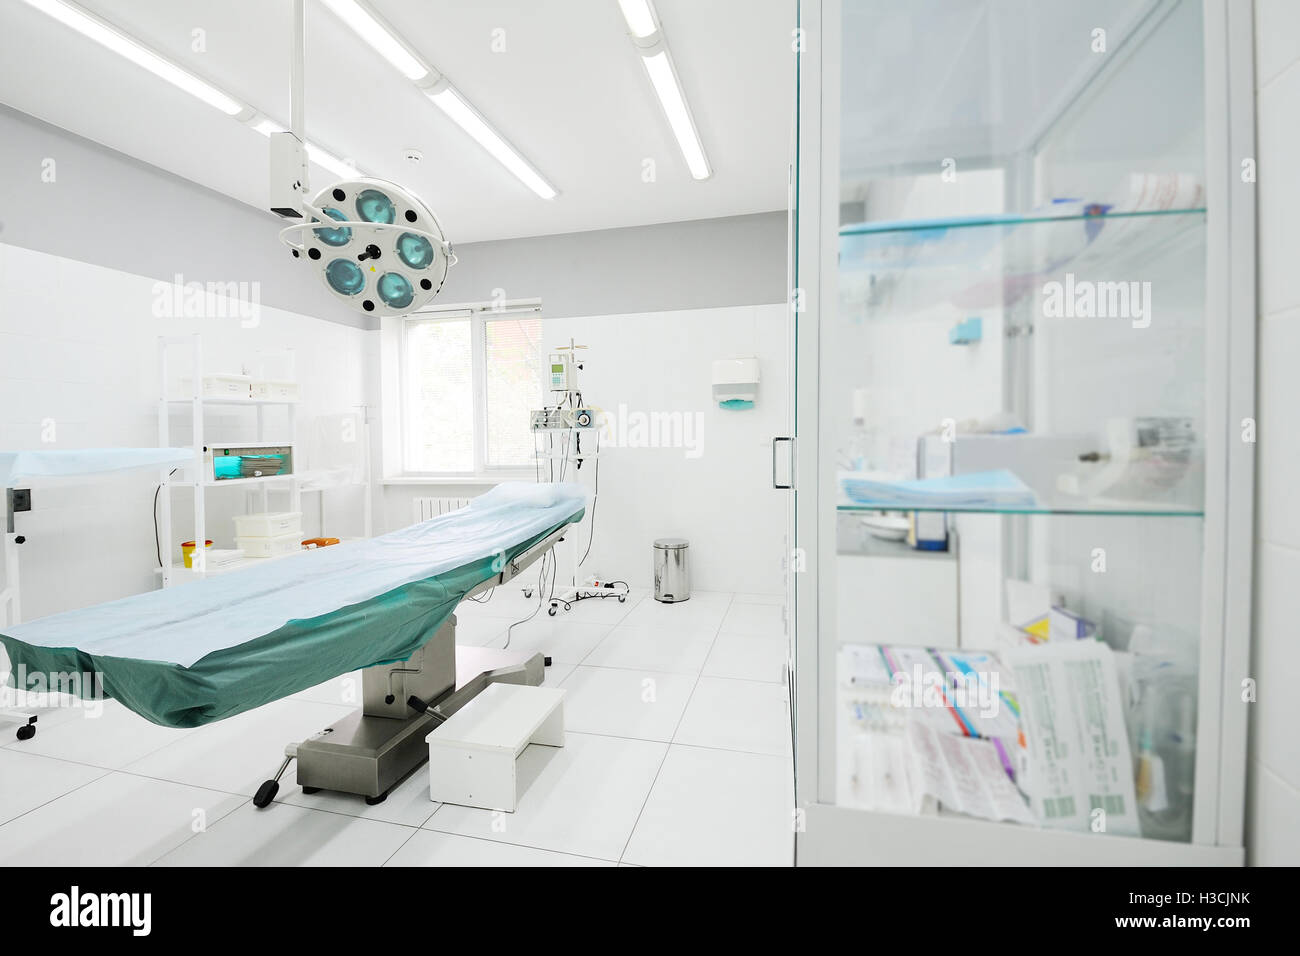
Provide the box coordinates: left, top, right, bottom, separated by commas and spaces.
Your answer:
794, 0, 1253, 864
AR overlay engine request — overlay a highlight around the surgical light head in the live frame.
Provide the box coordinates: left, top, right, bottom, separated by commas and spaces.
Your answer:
279, 177, 454, 317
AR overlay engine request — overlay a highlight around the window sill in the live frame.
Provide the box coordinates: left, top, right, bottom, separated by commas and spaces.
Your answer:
381, 472, 535, 487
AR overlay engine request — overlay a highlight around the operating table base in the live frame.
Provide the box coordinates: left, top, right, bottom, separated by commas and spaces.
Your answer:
254, 641, 545, 808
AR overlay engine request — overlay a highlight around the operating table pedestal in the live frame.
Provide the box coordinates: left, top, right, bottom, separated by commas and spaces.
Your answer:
254, 616, 544, 807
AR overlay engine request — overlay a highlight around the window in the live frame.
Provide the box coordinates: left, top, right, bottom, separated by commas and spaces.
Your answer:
401, 306, 543, 475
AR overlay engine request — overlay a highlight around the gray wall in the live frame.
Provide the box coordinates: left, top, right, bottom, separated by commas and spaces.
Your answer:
0, 104, 365, 328
0, 103, 787, 327
439, 211, 788, 316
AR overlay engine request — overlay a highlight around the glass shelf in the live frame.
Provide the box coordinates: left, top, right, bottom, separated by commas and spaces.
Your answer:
839, 207, 1207, 316
836, 498, 1203, 517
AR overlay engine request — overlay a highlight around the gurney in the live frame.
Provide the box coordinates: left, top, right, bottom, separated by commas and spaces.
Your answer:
1, 481, 587, 806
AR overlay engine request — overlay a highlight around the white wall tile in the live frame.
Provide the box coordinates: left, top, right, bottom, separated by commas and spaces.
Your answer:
1257, 61, 1300, 317
1256, 310, 1300, 549
1249, 4, 1300, 866
1254, 0, 1300, 88
1251, 542, 1300, 792
1246, 761, 1300, 865
0, 242, 371, 619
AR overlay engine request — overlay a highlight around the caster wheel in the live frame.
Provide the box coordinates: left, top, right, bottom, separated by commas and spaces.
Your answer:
301, 786, 322, 795
365, 791, 389, 806
547, 607, 557, 617
15, 724, 35, 741
253, 779, 279, 808
523, 588, 533, 598
618, 596, 627, 603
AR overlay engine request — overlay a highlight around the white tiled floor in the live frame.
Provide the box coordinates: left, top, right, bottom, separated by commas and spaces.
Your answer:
0, 590, 794, 867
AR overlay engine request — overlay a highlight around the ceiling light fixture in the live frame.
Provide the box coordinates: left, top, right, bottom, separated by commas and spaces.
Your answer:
616, 0, 658, 40
317, 0, 557, 199
251, 117, 360, 179
616, 0, 711, 180
21, 0, 246, 116
424, 84, 557, 200
317, 0, 428, 81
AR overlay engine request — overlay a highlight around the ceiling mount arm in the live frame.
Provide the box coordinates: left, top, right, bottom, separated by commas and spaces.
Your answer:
291, 0, 306, 143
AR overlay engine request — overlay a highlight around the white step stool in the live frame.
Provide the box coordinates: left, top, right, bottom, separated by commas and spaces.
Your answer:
425, 683, 565, 811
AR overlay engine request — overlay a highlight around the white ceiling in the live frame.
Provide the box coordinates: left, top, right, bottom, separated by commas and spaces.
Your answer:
0, 0, 795, 243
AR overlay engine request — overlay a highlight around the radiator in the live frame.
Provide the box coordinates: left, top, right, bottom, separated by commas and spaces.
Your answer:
413, 496, 472, 523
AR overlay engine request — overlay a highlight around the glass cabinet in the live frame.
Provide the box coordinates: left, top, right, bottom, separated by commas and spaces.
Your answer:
790, 0, 1256, 864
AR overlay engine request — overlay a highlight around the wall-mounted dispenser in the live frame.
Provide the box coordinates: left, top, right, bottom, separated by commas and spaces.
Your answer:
712, 357, 760, 409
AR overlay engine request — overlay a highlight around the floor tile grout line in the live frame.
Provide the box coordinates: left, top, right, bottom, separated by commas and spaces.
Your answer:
400, 827, 620, 866
146, 792, 253, 866
552, 726, 787, 758
617, 593, 734, 864
380, 827, 423, 866
0, 764, 111, 831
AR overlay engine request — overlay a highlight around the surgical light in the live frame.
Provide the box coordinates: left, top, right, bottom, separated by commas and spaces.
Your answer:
617, 0, 712, 180
21, 0, 244, 116
318, 0, 429, 81
281, 178, 453, 316
271, 2, 453, 319
426, 85, 558, 200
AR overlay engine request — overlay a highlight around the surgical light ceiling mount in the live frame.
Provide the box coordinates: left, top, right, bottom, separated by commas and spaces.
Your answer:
271, 0, 453, 317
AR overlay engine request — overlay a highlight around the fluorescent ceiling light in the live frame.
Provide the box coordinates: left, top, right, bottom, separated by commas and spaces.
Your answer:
319, 0, 428, 81
641, 50, 710, 180
427, 87, 557, 200
305, 142, 359, 179
319, 0, 556, 199
251, 119, 359, 179
22, 0, 244, 116
617, 0, 659, 39
251, 118, 283, 137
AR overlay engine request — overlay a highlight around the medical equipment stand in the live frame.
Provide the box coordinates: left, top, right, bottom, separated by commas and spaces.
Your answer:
530, 341, 630, 616
1, 488, 38, 740
253, 523, 570, 808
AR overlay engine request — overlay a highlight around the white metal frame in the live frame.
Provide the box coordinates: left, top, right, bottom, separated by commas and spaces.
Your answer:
792, 0, 1255, 866
396, 299, 544, 479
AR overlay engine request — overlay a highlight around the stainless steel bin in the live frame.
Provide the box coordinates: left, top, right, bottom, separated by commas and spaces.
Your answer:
653, 538, 690, 603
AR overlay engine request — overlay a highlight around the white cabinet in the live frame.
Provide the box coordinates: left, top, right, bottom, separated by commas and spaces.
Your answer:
791, 0, 1256, 865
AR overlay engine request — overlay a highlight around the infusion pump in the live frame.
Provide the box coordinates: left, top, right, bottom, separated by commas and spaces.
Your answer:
531, 408, 599, 431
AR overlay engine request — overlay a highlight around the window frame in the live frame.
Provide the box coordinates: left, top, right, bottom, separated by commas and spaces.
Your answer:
396, 299, 543, 480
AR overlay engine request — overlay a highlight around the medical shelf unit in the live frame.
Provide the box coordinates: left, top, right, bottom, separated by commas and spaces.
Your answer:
790, 0, 1256, 864
157, 335, 302, 586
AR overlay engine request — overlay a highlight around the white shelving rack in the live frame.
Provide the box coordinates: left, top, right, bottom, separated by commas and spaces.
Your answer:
157, 335, 302, 586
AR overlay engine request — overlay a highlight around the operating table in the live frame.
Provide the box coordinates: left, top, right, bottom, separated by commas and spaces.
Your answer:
0, 481, 587, 806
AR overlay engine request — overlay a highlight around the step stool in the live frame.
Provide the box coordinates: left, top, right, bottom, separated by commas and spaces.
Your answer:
425, 683, 565, 811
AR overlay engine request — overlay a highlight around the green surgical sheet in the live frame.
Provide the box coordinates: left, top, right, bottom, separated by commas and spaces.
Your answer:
0, 517, 579, 728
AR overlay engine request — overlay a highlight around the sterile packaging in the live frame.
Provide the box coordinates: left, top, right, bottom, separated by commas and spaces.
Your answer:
204, 548, 246, 570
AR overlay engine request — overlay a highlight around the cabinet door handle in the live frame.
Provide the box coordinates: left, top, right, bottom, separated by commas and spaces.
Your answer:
772, 436, 793, 490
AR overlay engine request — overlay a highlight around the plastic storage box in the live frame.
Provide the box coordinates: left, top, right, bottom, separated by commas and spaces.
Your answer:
250, 380, 301, 403
235, 532, 303, 559
232, 511, 302, 538
179, 374, 253, 400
